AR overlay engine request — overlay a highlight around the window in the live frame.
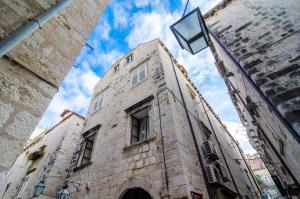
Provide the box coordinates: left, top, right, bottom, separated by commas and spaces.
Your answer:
113, 64, 119, 73
187, 85, 197, 99
131, 108, 149, 144
92, 93, 104, 113
126, 54, 133, 64
75, 127, 98, 168
131, 63, 147, 86
279, 139, 284, 156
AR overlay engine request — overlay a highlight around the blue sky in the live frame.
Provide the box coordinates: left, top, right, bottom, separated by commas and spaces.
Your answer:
37, 0, 255, 154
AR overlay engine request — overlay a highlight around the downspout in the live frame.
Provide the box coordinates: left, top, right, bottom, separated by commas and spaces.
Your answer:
168, 55, 213, 199
156, 90, 170, 198
0, 0, 73, 58
199, 98, 242, 199
226, 79, 299, 187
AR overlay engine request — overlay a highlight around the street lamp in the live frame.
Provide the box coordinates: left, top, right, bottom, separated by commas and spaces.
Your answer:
170, 7, 209, 55
33, 180, 46, 197
56, 185, 70, 199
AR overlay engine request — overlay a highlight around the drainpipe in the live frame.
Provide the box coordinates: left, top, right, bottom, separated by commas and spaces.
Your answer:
156, 90, 170, 198
0, 0, 72, 58
168, 55, 213, 199
199, 98, 242, 199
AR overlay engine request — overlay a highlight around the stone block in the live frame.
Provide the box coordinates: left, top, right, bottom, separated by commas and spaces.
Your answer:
0, 101, 13, 128
6, 111, 38, 140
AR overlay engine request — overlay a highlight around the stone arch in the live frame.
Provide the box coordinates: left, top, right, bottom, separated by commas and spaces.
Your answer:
120, 187, 152, 199
113, 176, 161, 199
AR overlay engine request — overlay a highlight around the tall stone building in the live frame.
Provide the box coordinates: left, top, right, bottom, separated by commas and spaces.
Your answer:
67, 39, 259, 199
0, 0, 110, 182
0, 110, 84, 199
204, 0, 300, 197
246, 153, 281, 198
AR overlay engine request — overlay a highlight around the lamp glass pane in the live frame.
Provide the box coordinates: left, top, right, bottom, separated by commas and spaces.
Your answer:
175, 32, 191, 53
190, 37, 208, 54
173, 11, 202, 41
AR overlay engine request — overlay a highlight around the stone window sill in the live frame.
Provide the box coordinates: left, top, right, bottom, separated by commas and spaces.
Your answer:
123, 136, 156, 152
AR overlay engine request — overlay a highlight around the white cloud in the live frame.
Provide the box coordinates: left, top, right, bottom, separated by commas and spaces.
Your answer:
38, 66, 100, 128
185, 0, 223, 14
111, 1, 132, 29
96, 19, 111, 41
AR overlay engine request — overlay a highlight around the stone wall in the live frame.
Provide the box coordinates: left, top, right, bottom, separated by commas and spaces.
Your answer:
0, 111, 84, 199
0, 0, 110, 179
205, 0, 300, 196
68, 39, 258, 199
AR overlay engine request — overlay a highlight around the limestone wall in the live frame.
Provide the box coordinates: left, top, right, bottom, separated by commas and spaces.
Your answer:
0, 0, 110, 178
68, 39, 258, 199
205, 0, 300, 194
0, 112, 84, 199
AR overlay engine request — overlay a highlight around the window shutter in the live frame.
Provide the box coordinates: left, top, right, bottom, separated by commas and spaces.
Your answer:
139, 64, 146, 81
132, 70, 138, 85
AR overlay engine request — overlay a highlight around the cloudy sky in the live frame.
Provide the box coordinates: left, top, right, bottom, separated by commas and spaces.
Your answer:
37, 0, 255, 154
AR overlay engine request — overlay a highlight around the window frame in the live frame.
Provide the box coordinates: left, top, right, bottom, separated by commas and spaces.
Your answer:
126, 54, 133, 64
92, 92, 104, 114
130, 108, 150, 144
113, 64, 120, 73
131, 62, 147, 86
279, 139, 284, 156
75, 127, 99, 170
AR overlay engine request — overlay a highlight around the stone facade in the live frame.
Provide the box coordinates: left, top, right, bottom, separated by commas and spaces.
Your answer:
0, 110, 84, 199
0, 0, 110, 180
67, 39, 259, 199
204, 0, 300, 197
246, 153, 281, 198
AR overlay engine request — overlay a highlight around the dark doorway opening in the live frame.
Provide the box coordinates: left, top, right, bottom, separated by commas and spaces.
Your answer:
121, 188, 152, 199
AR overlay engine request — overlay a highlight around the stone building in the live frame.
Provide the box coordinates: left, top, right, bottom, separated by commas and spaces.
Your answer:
0, 0, 110, 181
67, 39, 259, 199
204, 0, 300, 197
246, 153, 281, 198
0, 110, 84, 199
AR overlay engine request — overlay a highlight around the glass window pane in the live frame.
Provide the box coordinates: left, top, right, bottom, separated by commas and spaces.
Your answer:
86, 141, 93, 149
132, 71, 138, 85
139, 67, 146, 81
173, 11, 202, 40
139, 117, 148, 140
83, 149, 92, 158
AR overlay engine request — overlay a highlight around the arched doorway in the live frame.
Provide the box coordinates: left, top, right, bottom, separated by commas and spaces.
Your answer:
121, 187, 152, 199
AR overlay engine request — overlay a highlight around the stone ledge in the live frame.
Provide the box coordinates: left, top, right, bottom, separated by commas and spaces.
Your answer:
123, 136, 156, 152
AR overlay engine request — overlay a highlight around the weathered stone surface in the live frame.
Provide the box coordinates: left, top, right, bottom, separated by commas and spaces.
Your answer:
205, 0, 300, 193
0, 0, 110, 186
0, 101, 13, 128
67, 39, 259, 199
0, 112, 84, 199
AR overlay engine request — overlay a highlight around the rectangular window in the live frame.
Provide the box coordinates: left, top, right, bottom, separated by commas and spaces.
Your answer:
126, 54, 133, 64
93, 93, 104, 113
113, 64, 119, 73
279, 139, 284, 156
131, 63, 147, 86
131, 108, 149, 144
76, 127, 98, 168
